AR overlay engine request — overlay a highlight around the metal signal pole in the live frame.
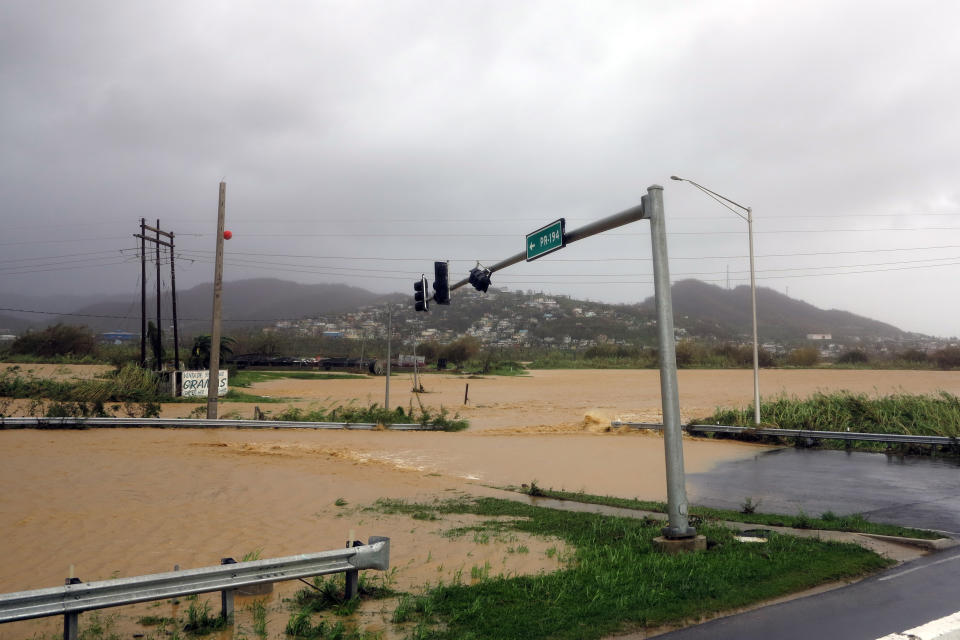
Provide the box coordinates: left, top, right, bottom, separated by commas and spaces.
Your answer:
384, 308, 392, 410
426, 184, 696, 541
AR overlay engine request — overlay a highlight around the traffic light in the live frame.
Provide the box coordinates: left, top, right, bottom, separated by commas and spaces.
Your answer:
433, 261, 450, 304
414, 275, 429, 312
469, 266, 492, 293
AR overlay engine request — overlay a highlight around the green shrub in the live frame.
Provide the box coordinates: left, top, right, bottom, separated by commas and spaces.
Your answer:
10, 324, 97, 358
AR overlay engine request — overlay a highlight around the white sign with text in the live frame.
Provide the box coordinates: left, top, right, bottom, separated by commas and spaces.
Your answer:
178, 370, 228, 397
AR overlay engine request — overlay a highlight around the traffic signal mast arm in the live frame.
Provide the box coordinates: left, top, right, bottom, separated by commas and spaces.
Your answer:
443, 201, 647, 296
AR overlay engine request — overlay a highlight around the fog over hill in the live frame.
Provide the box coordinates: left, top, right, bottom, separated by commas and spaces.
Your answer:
0, 278, 927, 345
653, 280, 910, 343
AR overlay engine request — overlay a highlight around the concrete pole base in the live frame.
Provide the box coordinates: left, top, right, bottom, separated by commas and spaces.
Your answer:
653, 535, 707, 554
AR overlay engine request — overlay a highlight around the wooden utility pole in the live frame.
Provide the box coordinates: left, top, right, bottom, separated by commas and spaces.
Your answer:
135, 222, 176, 372
169, 231, 180, 374
140, 218, 146, 367
155, 219, 162, 371
207, 181, 226, 419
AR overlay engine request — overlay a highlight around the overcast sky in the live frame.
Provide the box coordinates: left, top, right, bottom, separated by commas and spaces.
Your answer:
2, 1, 959, 337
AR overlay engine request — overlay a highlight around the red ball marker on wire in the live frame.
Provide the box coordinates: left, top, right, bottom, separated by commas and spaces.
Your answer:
223, 230, 233, 240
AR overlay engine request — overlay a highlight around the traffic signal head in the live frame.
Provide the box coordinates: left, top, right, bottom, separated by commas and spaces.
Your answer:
433, 261, 450, 304
469, 267, 492, 293
413, 275, 429, 312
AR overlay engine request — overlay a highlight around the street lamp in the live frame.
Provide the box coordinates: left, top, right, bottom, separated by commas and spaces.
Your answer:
670, 175, 761, 426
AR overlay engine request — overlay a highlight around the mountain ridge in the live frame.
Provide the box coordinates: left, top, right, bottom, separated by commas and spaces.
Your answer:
0, 278, 928, 344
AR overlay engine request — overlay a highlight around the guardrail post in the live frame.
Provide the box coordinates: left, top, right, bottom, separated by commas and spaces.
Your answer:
219, 558, 236, 620
63, 612, 78, 640
345, 540, 360, 600
63, 577, 81, 640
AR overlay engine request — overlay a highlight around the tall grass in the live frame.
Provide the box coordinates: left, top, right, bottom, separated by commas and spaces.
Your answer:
705, 391, 960, 439
0, 365, 163, 403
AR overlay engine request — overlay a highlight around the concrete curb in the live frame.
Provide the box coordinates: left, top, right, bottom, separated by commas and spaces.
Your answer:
861, 532, 958, 551
501, 490, 956, 553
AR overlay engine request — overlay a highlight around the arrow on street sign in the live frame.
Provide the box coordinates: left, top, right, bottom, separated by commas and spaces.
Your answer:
526, 218, 566, 261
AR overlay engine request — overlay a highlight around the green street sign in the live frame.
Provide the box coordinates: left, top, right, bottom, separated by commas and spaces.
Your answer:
526, 218, 566, 261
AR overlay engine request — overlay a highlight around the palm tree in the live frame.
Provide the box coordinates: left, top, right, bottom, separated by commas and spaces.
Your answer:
188, 334, 236, 369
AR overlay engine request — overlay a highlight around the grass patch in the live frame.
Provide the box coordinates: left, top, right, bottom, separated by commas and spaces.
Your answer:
136, 615, 177, 627
231, 370, 367, 387
283, 573, 395, 639
222, 389, 285, 403
511, 486, 941, 540
79, 611, 122, 640
248, 599, 269, 639
699, 391, 960, 454
183, 596, 229, 634
373, 496, 892, 639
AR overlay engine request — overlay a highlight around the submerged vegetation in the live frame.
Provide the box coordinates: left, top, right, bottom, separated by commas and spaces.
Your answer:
272, 401, 468, 431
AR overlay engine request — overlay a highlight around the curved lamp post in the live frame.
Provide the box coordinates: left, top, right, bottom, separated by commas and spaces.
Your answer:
671, 176, 761, 426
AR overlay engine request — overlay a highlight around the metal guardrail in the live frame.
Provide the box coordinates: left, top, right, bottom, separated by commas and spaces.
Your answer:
0, 537, 390, 639
611, 421, 959, 446
0, 417, 434, 430
687, 424, 958, 445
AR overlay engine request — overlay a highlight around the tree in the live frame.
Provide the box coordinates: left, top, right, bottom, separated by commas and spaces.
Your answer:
416, 341, 442, 364
787, 346, 820, 367
188, 335, 236, 369
837, 349, 869, 365
933, 346, 960, 370
440, 336, 481, 366
898, 349, 927, 363
10, 324, 96, 357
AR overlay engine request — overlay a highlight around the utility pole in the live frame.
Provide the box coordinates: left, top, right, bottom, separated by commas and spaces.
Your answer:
140, 218, 146, 367
384, 308, 392, 410
412, 335, 420, 392
135, 220, 176, 372
155, 219, 162, 371
207, 181, 226, 419
169, 231, 180, 374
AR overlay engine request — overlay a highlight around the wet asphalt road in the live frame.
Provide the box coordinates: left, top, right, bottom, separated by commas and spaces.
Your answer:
659, 447, 960, 639
655, 548, 960, 640
687, 447, 960, 536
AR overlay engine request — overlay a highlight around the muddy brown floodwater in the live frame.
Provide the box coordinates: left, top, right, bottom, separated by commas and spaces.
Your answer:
3, 367, 959, 639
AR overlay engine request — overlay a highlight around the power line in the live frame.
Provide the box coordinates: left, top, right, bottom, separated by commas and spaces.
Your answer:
0, 249, 132, 265
0, 236, 131, 247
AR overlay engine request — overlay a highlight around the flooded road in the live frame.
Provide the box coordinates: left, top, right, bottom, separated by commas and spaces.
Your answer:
688, 448, 960, 536
4, 367, 960, 637
0, 427, 761, 636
